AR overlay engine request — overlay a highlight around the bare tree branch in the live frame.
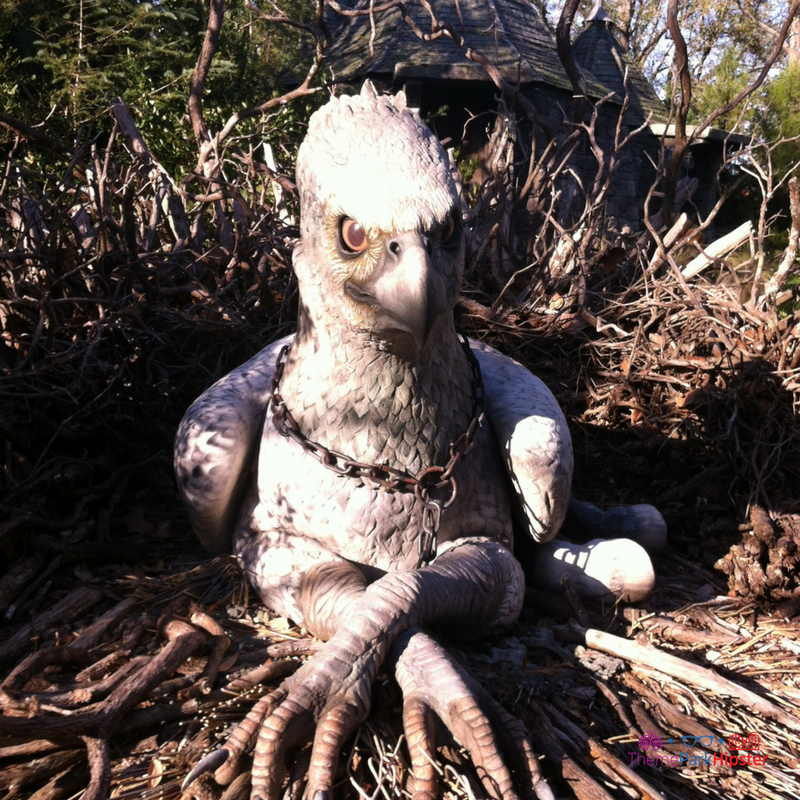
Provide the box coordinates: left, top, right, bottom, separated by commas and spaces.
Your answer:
693, 1, 800, 139
0, 113, 69, 155
365, 0, 552, 137
182, 0, 328, 231
660, 0, 692, 228
635, 26, 669, 71
735, 0, 800, 65
660, 0, 800, 230
188, 0, 224, 150
556, 0, 588, 120
763, 176, 800, 314
326, 0, 404, 16
212, 1, 328, 151
614, 0, 635, 50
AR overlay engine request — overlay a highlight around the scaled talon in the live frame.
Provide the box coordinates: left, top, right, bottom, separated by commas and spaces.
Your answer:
182, 748, 229, 790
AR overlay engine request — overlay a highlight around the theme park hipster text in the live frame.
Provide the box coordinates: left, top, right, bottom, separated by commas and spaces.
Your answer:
631, 730, 768, 768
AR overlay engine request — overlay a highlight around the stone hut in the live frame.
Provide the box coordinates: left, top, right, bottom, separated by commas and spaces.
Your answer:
570, 8, 669, 228
325, 0, 739, 232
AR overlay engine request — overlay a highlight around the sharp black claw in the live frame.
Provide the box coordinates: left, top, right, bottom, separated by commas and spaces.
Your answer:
534, 778, 555, 800
182, 748, 230, 789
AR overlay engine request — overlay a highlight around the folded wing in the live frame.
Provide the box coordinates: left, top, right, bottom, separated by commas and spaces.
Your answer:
471, 340, 573, 544
174, 335, 293, 552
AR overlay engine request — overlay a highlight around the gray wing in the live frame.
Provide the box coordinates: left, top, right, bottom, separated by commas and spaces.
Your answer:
471, 340, 573, 544
174, 334, 294, 553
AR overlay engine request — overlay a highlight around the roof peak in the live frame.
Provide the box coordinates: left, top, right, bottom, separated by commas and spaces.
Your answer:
586, 0, 609, 22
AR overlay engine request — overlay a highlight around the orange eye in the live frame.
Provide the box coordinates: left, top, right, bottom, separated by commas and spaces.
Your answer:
441, 213, 456, 245
340, 218, 368, 253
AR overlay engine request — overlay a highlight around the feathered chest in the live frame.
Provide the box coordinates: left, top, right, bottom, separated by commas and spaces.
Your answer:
252, 393, 513, 572
242, 332, 513, 570
275, 339, 476, 475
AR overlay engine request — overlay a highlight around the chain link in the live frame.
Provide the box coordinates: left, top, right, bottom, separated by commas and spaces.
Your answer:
269, 328, 485, 567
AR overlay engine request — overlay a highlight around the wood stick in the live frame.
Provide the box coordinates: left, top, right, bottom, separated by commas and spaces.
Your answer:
529, 705, 616, 800
561, 757, 616, 800
266, 639, 322, 659
763, 176, 800, 309
224, 659, 300, 695
645, 177, 698, 233
625, 673, 725, 754
69, 597, 136, 651
0, 587, 104, 668
220, 771, 253, 800
588, 737, 668, 800
81, 736, 111, 800
589, 677, 640, 740
583, 627, 800, 732
0, 631, 204, 738
0, 748, 84, 793
648, 212, 689, 268
0, 739, 66, 759
26, 766, 87, 800
682, 220, 752, 279
0, 552, 45, 614
625, 613, 740, 647
22, 656, 151, 709
3, 646, 86, 695
75, 649, 132, 683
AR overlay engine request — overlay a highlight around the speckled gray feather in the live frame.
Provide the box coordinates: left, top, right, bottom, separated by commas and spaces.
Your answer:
175, 332, 571, 619
471, 341, 573, 543
174, 334, 292, 553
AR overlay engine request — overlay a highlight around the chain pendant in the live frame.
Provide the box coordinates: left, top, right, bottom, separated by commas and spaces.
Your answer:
270, 328, 484, 569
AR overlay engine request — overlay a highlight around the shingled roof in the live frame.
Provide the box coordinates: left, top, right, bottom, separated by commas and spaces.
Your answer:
326, 0, 574, 92
326, 0, 669, 127
572, 18, 669, 123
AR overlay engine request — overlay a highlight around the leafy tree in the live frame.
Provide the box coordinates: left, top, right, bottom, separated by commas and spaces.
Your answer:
761, 62, 800, 176
0, 0, 315, 172
690, 46, 752, 130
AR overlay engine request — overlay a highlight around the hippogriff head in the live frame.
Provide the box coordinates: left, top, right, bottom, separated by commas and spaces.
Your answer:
294, 82, 464, 356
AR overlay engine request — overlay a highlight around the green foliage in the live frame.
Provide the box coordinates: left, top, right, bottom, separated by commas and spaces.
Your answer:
690, 47, 752, 130
761, 63, 800, 176
690, 46, 800, 176
0, 0, 315, 173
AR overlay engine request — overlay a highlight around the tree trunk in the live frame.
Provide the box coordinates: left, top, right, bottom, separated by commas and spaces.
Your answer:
789, 14, 800, 67
615, 0, 635, 50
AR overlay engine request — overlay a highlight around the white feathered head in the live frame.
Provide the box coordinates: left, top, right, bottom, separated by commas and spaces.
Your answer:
293, 83, 464, 356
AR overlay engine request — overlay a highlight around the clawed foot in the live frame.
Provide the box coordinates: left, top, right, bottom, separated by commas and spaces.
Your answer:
183, 686, 288, 790
184, 630, 552, 800
391, 629, 553, 800
184, 638, 375, 799
565, 498, 667, 552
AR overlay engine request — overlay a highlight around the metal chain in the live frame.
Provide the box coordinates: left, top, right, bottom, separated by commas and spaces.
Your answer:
269, 327, 485, 567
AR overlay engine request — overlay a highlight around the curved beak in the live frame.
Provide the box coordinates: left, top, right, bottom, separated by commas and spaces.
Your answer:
345, 230, 447, 351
